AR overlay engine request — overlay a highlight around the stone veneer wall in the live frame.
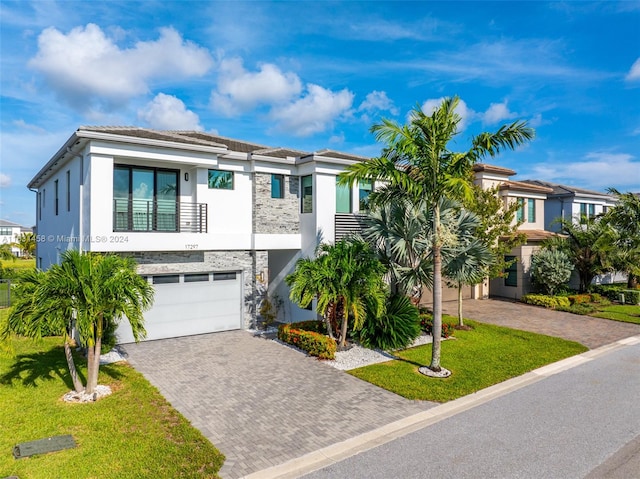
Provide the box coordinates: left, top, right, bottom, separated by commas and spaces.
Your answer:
253, 173, 300, 234
126, 250, 268, 329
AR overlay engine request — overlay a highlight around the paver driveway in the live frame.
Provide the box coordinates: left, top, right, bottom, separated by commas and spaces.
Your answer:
120, 331, 435, 479
441, 298, 640, 348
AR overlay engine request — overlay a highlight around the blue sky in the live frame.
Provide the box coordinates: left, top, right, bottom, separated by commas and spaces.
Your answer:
1, 0, 639, 226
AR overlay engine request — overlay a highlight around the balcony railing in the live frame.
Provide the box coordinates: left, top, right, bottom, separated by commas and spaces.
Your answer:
113, 199, 208, 233
335, 213, 368, 241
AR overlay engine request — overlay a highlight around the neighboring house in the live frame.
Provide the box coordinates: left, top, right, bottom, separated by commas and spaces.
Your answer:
473, 164, 556, 300
28, 127, 374, 343
0, 219, 32, 256
520, 180, 617, 231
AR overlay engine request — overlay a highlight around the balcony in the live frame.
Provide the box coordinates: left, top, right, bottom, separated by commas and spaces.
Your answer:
335, 213, 368, 241
113, 199, 208, 233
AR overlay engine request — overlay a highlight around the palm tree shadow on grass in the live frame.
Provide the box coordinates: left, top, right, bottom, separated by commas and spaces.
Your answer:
1, 346, 127, 391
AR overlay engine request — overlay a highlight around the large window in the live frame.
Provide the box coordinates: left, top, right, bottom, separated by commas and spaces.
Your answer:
54, 179, 59, 216
336, 178, 352, 213
301, 175, 313, 213
271, 174, 284, 199
359, 180, 373, 211
504, 255, 517, 287
516, 198, 525, 222
527, 198, 536, 223
113, 166, 178, 232
0, 227, 11, 236
208, 170, 234, 189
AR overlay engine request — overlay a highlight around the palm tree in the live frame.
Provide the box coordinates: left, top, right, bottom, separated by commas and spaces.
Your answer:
339, 96, 534, 372
14, 232, 35, 259
286, 238, 386, 348
0, 243, 15, 262
442, 208, 493, 328
605, 189, 640, 288
2, 251, 154, 395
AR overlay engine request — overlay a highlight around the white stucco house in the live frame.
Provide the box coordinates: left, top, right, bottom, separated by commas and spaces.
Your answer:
28, 127, 375, 343
0, 219, 32, 257
521, 180, 617, 231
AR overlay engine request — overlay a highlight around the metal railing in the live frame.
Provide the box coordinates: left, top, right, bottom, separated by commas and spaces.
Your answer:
113, 199, 208, 233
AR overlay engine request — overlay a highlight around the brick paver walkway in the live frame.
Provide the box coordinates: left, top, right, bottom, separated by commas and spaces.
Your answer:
441, 298, 640, 349
120, 332, 435, 479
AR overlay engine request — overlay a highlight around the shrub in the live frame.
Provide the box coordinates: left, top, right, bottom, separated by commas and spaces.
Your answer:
419, 314, 453, 338
354, 294, 421, 351
620, 290, 640, 305
289, 320, 327, 333
521, 294, 571, 309
530, 249, 573, 295
591, 284, 626, 301
556, 303, 597, 315
277, 323, 336, 359
567, 294, 592, 305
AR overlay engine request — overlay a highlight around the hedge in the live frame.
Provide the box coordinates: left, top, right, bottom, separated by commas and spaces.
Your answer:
277, 323, 336, 359
521, 294, 571, 309
620, 290, 640, 305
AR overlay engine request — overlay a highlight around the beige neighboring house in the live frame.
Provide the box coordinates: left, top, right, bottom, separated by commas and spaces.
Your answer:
0, 219, 32, 257
473, 163, 556, 300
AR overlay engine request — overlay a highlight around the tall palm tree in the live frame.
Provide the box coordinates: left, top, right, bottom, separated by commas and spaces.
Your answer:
286, 238, 386, 348
3, 251, 154, 395
339, 96, 534, 372
605, 189, 640, 288
14, 232, 35, 259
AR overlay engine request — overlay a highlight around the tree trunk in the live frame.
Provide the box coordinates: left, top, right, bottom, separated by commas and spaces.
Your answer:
86, 336, 102, 395
457, 282, 464, 328
628, 273, 638, 290
429, 203, 443, 372
339, 300, 349, 348
86, 344, 96, 395
63, 340, 84, 393
324, 301, 335, 340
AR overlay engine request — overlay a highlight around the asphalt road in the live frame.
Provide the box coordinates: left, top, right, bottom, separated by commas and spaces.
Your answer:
302, 341, 640, 479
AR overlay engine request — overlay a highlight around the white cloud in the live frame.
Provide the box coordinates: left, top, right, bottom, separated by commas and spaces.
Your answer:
138, 93, 203, 131
0, 173, 11, 188
625, 58, 640, 81
482, 101, 517, 124
210, 58, 302, 115
528, 152, 640, 191
358, 91, 398, 115
421, 97, 475, 130
269, 84, 354, 136
29, 24, 213, 108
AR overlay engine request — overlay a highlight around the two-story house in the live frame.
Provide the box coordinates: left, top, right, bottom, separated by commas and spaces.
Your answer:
0, 219, 32, 257
521, 180, 617, 231
472, 164, 556, 300
28, 127, 373, 343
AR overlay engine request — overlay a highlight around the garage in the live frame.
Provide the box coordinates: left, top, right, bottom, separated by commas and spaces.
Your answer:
116, 271, 243, 343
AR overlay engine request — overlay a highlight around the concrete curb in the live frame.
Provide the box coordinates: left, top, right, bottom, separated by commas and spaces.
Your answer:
242, 334, 640, 479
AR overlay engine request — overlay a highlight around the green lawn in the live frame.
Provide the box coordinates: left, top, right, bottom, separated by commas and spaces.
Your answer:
348, 319, 588, 403
591, 304, 640, 325
1, 258, 36, 271
0, 335, 224, 478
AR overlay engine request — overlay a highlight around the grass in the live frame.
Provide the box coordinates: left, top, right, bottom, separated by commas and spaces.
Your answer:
591, 304, 640, 325
348, 318, 588, 403
0, 335, 224, 478
1, 258, 36, 271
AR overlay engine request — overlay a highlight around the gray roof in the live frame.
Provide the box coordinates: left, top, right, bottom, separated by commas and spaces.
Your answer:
521, 180, 614, 199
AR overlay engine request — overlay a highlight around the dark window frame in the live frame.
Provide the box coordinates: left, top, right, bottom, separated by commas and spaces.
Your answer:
301, 175, 313, 214
208, 169, 234, 190
271, 174, 284, 199
66, 170, 71, 212
54, 179, 59, 216
504, 255, 518, 287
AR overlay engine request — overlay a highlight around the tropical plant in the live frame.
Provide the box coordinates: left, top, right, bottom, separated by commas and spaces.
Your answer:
340, 96, 534, 372
2, 250, 154, 395
604, 189, 640, 288
465, 184, 526, 281
0, 243, 15, 262
551, 216, 613, 293
354, 294, 421, 351
286, 238, 387, 348
530, 248, 573, 295
14, 232, 35, 259
442, 208, 493, 327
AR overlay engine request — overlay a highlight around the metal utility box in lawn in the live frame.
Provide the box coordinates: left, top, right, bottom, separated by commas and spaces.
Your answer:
13, 435, 76, 459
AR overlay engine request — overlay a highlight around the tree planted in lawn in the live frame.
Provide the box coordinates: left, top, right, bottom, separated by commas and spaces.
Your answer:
339, 96, 534, 372
2, 250, 153, 395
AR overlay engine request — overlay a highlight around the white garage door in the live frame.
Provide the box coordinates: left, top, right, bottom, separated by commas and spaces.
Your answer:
116, 271, 242, 343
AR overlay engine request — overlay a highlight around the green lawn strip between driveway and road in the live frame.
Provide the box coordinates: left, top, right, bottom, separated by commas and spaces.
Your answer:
591, 304, 640, 325
348, 318, 588, 403
0, 335, 224, 479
